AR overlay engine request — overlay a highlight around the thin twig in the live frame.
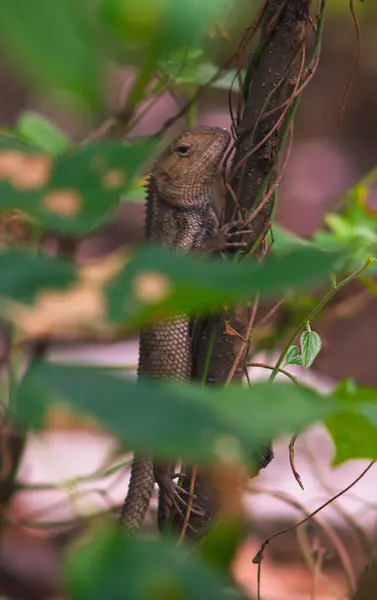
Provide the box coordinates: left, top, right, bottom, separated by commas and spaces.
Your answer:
177, 466, 198, 544
246, 361, 302, 387
339, 0, 361, 124
251, 486, 358, 598
289, 432, 305, 490
254, 300, 284, 330
270, 257, 376, 382
226, 295, 259, 385
252, 461, 375, 571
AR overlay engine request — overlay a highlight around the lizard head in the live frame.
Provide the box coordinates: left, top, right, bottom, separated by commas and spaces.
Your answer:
152, 127, 230, 207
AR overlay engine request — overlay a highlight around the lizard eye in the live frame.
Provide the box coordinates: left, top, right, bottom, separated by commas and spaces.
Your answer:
173, 144, 192, 156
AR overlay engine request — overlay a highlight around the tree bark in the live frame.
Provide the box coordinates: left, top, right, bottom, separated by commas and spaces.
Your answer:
171, 0, 314, 541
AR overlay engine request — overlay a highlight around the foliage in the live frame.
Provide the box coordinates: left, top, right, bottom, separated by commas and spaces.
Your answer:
64, 521, 243, 600
0, 1, 377, 599
0, 137, 155, 235
17, 362, 340, 463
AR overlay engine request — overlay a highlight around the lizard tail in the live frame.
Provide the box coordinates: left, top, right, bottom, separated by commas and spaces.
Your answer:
119, 455, 155, 533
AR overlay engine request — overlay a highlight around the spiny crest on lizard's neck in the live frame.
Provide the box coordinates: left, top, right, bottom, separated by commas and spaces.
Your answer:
149, 127, 230, 208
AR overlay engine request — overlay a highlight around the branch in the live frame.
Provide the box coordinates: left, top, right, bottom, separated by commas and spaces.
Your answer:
171, 0, 316, 542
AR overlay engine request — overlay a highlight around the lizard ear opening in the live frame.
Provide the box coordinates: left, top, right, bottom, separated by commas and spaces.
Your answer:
158, 171, 171, 183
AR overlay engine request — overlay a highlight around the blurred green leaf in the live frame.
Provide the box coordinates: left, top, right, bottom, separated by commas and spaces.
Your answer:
0, 244, 341, 334
99, 0, 166, 49
315, 166, 377, 274
313, 228, 376, 274
327, 0, 377, 17
186, 64, 242, 91
285, 345, 302, 366
16, 112, 70, 156
16, 362, 338, 464
300, 330, 321, 368
346, 185, 377, 229
200, 517, 246, 573
120, 178, 146, 202
108, 244, 341, 326
324, 213, 352, 237
0, 136, 39, 154
325, 213, 377, 249
0, 138, 155, 235
326, 381, 377, 465
99, 0, 228, 59
160, 59, 243, 91
337, 166, 377, 219
0, 249, 76, 304
161, 0, 229, 49
272, 226, 315, 255
64, 521, 242, 600
0, 0, 103, 112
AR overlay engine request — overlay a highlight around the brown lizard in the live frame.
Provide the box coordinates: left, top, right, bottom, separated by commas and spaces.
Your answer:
119, 126, 230, 533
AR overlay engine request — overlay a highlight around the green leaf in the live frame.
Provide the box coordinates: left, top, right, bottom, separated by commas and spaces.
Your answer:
0, 138, 155, 235
16, 112, 70, 156
200, 517, 246, 573
16, 362, 338, 464
285, 345, 302, 366
161, 0, 229, 50
326, 381, 377, 465
314, 194, 377, 273
161, 61, 243, 92
300, 330, 321, 368
0, 0, 103, 112
99, 0, 165, 49
64, 521, 242, 600
313, 231, 375, 273
346, 184, 377, 229
0, 135, 40, 154
99, 0, 229, 57
335, 164, 377, 227
107, 244, 341, 326
0, 249, 76, 304
1, 244, 340, 334
191, 64, 243, 91
272, 226, 315, 255
43, 140, 153, 234
324, 213, 353, 238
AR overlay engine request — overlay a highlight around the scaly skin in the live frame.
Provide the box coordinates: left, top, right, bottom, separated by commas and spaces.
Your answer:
119, 126, 230, 533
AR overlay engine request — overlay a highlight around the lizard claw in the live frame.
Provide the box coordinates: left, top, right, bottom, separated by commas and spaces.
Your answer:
161, 476, 205, 514
172, 471, 186, 479
156, 473, 206, 530
221, 219, 253, 239
170, 472, 206, 517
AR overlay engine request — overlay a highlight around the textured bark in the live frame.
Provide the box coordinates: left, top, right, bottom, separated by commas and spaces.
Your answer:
172, 0, 313, 541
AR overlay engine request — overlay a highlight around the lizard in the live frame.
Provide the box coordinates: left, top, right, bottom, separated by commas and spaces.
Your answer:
119, 126, 231, 534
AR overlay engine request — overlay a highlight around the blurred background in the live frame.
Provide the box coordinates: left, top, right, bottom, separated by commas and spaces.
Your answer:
1, 1, 377, 598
